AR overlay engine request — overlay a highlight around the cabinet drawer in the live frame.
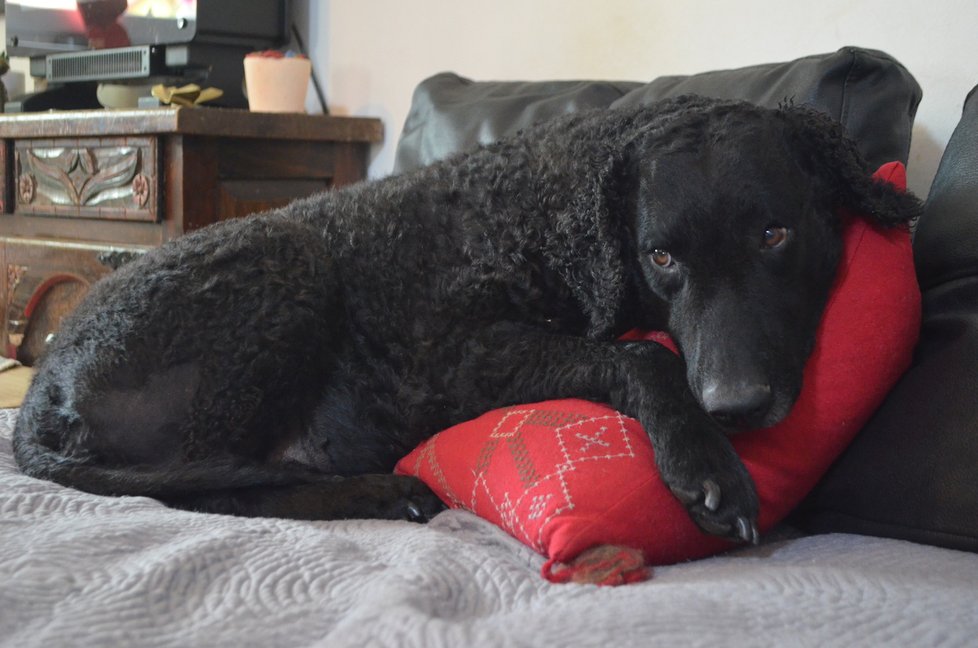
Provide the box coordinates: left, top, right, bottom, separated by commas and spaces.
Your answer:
14, 137, 159, 222
2, 237, 147, 364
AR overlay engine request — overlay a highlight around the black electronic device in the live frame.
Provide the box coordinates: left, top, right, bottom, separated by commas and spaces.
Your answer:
4, 0, 290, 111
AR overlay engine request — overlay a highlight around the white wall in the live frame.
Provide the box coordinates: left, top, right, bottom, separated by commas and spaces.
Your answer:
294, 0, 978, 198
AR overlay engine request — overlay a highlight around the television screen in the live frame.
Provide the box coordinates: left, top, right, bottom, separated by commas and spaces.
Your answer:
4, 0, 289, 110
6, 0, 286, 57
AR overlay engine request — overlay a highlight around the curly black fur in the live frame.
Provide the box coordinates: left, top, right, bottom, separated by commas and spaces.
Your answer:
12, 96, 921, 539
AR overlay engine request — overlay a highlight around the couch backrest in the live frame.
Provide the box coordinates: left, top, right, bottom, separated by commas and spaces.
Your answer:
393, 46, 921, 174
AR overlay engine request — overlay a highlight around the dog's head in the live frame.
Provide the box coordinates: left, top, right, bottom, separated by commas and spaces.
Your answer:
625, 99, 921, 430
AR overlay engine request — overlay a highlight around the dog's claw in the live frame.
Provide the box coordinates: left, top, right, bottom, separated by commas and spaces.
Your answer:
406, 502, 424, 522
736, 516, 756, 544
697, 518, 732, 537
703, 479, 721, 511
402, 495, 446, 523
736, 516, 749, 541
668, 479, 721, 511
668, 485, 700, 505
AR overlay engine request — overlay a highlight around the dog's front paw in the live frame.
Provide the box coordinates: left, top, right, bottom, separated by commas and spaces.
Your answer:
659, 433, 760, 544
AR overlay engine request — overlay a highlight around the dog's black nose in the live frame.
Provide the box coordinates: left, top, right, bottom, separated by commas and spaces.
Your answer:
701, 382, 773, 428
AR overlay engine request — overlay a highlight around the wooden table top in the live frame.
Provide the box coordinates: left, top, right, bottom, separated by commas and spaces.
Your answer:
0, 107, 384, 143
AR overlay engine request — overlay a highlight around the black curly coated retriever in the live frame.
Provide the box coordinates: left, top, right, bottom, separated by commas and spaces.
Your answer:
13, 96, 920, 543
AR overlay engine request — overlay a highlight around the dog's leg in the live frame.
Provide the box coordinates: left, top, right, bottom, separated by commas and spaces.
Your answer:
15, 371, 446, 522
458, 324, 759, 543
163, 473, 446, 522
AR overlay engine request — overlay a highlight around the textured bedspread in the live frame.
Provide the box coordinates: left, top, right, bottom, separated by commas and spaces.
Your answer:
2, 408, 977, 647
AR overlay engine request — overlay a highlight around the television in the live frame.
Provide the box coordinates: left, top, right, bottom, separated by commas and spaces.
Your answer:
4, 0, 291, 111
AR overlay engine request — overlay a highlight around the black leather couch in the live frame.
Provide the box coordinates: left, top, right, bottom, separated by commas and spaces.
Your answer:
394, 46, 920, 173
800, 84, 978, 552
392, 46, 978, 555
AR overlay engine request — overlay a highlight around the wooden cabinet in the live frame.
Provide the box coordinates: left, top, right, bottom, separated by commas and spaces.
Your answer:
0, 107, 382, 364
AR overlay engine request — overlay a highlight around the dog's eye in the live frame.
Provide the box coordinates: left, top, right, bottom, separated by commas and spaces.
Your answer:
762, 225, 789, 249
650, 249, 674, 268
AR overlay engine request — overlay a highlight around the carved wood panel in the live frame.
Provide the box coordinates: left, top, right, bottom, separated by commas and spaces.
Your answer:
1, 238, 147, 363
14, 137, 159, 222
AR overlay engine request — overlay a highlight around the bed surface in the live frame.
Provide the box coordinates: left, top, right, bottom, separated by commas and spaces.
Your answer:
2, 407, 977, 647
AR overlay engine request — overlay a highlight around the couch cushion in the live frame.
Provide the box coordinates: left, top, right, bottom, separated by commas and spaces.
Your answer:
394, 46, 921, 174
797, 85, 978, 553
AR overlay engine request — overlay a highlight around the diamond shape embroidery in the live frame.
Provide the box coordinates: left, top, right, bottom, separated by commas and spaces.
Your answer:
556, 412, 636, 465
465, 407, 640, 552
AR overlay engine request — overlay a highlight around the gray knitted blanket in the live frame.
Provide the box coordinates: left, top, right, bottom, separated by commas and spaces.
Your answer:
2, 408, 977, 647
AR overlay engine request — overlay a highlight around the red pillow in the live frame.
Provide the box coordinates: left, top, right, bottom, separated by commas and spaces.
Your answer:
396, 163, 920, 582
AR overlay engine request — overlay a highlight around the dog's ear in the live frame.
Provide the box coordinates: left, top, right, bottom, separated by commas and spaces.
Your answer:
780, 105, 922, 228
